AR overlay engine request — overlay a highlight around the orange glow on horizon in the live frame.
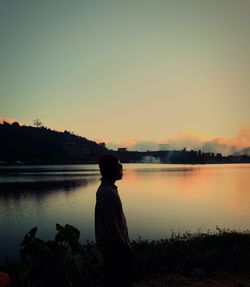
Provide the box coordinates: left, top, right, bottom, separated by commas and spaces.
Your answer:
213, 126, 250, 148
107, 126, 250, 152
0, 117, 24, 126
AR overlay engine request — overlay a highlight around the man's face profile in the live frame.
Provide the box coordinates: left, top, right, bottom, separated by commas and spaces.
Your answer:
115, 161, 123, 180
99, 155, 123, 181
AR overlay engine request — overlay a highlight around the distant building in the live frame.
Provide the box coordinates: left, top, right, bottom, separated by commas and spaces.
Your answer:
117, 147, 127, 152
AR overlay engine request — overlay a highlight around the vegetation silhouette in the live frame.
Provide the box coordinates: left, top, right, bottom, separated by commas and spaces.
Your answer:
2, 226, 250, 286
116, 148, 250, 164
0, 122, 108, 164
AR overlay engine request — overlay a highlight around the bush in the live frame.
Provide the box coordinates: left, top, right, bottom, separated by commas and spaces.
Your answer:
15, 224, 102, 287
2, 226, 250, 286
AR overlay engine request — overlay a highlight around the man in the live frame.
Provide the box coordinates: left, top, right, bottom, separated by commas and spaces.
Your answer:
95, 155, 133, 287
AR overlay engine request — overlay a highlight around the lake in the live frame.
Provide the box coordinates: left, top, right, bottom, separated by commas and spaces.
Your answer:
1, 163, 250, 262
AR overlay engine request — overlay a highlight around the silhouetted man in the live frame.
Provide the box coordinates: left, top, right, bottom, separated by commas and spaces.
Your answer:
95, 155, 133, 287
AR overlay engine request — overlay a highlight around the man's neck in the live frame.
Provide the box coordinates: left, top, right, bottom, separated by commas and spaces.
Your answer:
101, 178, 116, 185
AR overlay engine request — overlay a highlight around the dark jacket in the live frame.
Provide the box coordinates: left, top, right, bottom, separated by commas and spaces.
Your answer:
95, 180, 130, 251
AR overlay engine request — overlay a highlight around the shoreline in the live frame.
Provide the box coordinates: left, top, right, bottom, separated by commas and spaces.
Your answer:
1, 161, 250, 167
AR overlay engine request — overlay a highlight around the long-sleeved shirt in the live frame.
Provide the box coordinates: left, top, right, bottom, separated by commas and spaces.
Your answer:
95, 180, 129, 251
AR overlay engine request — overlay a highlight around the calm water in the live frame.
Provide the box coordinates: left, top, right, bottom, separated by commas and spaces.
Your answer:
1, 163, 250, 261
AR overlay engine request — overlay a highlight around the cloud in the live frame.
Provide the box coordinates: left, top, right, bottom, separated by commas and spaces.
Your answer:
106, 126, 250, 155
0, 117, 25, 126
202, 125, 250, 154
164, 132, 203, 151
106, 140, 170, 152
130, 141, 170, 152
201, 140, 238, 155
215, 126, 250, 148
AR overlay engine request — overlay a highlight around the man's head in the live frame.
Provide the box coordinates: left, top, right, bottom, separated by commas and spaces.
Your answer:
98, 154, 123, 181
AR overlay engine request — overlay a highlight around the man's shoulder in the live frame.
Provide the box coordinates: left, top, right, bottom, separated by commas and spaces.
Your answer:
97, 183, 115, 194
96, 182, 118, 200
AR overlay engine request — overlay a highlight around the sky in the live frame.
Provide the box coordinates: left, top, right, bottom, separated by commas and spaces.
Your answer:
1, 0, 250, 153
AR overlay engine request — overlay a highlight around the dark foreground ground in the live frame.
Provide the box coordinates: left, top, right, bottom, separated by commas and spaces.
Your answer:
2, 226, 250, 286
137, 273, 250, 287
134, 228, 250, 287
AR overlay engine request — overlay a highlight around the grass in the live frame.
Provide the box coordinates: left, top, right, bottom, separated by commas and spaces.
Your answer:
131, 228, 250, 286
1, 226, 250, 286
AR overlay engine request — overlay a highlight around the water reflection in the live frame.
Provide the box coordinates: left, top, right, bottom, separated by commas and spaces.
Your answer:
120, 164, 250, 240
0, 177, 98, 194
1, 164, 250, 262
0, 164, 100, 195
0, 166, 100, 262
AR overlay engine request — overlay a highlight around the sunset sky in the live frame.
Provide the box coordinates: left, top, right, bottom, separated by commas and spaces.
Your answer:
1, 0, 250, 152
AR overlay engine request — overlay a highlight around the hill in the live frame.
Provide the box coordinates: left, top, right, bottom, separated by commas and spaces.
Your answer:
0, 122, 108, 164
1, 121, 249, 165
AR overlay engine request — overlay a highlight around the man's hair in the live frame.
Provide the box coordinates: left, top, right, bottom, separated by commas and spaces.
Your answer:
98, 154, 120, 179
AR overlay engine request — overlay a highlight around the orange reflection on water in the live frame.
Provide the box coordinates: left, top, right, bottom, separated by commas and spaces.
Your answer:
119, 164, 250, 235
122, 164, 214, 203
221, 165, 250, 216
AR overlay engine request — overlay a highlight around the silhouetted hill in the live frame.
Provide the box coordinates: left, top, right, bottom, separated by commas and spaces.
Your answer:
0, 122, 108, 164
1, 122, 249, 165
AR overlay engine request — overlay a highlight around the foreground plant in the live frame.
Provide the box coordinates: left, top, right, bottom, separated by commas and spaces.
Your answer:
18, 224, 102, 287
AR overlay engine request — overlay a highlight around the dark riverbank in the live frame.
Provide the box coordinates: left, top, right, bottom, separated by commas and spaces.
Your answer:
132, 228, 250, 286
2, 227, 250, 286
